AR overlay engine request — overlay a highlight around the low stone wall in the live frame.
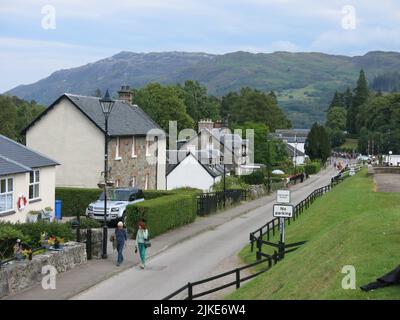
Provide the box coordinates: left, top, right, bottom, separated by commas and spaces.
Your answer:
248, 185, 268, 200
372, 166, 400, 174
0, 242, 86, 299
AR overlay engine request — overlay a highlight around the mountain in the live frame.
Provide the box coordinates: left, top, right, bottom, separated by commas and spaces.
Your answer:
6, 50, 400, 128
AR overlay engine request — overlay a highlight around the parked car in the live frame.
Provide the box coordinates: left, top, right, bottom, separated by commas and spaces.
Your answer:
86, 187, 144, 224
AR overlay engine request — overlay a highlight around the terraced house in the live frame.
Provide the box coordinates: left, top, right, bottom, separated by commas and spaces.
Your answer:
22, 86, 166, 190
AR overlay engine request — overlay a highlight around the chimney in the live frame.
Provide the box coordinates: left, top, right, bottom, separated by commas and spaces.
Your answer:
118, 85, 133, 104
198, 119, 214, 132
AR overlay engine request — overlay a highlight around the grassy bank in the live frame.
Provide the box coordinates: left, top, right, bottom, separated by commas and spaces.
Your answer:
227, 169, 400, 299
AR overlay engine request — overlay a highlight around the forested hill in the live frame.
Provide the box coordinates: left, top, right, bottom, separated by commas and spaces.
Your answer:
6, 50, 400, 128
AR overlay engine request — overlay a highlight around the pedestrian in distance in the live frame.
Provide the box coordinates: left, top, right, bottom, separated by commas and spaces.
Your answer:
115, 221, 127, 267
135, 221, 150, 269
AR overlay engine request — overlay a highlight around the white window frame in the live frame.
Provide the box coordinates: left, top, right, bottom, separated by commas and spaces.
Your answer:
146, 140, 151, 157
131, 136, 137, 158
0, 177, 14, 213
29, 170, 40, 200
130, 176, 136, 187
115, 137, 122, 160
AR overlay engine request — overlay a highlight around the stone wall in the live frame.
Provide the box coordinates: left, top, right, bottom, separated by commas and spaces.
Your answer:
79, 228, 103, 259
109, 136, 157, 189
0, 242, 86, 299
248, 185, 268, 200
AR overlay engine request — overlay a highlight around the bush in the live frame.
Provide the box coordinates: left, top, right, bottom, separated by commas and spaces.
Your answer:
240, 171, 265, 185
0, 224, 27, 259
212, 176, 249, 191
67, 217, 101, 229
143, 190, 175, 200
125, 190, 200, 239
304, 162, 321, 175
12, 221, 74, 248
55, 187, 101, 217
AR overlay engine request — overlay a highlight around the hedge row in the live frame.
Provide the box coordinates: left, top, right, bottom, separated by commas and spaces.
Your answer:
55, 188, 178, 217
125, 190, 200, 239
55, 188, 101, 217
304, 162, 321, 175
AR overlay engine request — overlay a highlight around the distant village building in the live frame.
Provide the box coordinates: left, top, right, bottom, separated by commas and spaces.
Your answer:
0, 134, 58, 223
23, 86, 166, 190
272, 129, 310, 165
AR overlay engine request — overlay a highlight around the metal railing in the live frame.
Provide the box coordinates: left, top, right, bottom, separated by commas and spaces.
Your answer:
197, 189, 247, 216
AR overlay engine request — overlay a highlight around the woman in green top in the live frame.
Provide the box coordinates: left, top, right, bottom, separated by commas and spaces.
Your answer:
135, 221, 149, 269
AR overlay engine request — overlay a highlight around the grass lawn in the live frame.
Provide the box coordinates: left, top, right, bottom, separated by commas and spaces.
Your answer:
341, 138, 358, 150
227, 169, 400, 299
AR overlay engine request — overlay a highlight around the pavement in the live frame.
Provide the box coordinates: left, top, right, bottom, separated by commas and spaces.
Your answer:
5, 165, 337, 300
374, 173, 400, 192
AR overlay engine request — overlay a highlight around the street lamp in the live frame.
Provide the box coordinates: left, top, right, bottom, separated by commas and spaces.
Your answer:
99, 89, 115, 259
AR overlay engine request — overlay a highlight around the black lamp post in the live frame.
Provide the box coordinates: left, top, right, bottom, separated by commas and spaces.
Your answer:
99, 89, 115, 259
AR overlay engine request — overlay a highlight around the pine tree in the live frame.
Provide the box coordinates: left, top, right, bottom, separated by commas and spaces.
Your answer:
347, 70, 370, 134
328, 91, 344, 110
305, 123, 331, 163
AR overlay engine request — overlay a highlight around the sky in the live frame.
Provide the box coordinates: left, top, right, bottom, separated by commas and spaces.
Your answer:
1, 0, 400, 92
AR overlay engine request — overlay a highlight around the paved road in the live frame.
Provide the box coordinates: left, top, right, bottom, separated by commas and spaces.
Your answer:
72, 166, 337, 300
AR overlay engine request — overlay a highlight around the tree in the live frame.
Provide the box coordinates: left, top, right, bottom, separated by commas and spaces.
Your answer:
0, 96, 17, 139
326, 107, 347, 131
221, 87, 291, 131
347, 69, 370, 134
133, 83, 194, 132
305, 123, 331, 163
179, 80, 220, 123
328, 91, 344, 110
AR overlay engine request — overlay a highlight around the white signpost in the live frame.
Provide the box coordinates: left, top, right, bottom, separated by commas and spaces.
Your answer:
273, 204, 294, 218
276, 189, 291, 204
349, 168, 355, 176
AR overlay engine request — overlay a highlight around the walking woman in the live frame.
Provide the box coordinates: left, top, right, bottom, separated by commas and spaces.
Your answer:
135, 221, 149, 269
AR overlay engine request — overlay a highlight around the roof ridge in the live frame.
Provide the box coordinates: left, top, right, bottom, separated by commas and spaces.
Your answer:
0, 153, 32, 171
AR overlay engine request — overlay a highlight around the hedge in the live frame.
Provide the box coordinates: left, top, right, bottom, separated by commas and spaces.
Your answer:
240, 171, 265, 185
125, 190, 200, 239
55, 187, 101, 217
66, 217, 101, 229
304, 162, 321, 175
55, 188, 180, 217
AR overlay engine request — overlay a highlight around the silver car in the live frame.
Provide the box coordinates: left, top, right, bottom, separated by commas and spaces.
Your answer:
86, 187, 144, 224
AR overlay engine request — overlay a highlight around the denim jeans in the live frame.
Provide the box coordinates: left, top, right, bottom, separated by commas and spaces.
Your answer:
117, 242, 124, 264
138, 243, 146, 265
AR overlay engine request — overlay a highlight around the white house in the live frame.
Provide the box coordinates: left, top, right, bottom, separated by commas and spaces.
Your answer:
166, 152, 227, 191
22, 86, 166, 190
0, 134, 58, 223
286, 143, 308, 166
383, 154, 400, 166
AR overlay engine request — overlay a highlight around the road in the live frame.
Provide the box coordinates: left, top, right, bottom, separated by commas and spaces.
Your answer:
72, 165, 337, 300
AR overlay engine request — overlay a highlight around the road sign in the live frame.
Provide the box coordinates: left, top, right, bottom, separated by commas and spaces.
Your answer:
273, 204, 294, 218
349, 168, 355, 176
277, 190, 291, 204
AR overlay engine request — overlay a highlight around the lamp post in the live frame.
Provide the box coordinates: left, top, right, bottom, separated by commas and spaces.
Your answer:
99, 89, 115, 259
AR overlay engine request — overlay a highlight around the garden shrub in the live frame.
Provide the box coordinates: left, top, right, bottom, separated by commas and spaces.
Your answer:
240, 170, 265, 185
55, 187, 101, 217
304, 162, 321, 175
125, 190, 200, 238
67, 217, 101, 229
0, 223, 27, 260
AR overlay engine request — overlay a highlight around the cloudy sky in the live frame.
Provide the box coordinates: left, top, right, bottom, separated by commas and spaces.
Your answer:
1, 0, 400, 92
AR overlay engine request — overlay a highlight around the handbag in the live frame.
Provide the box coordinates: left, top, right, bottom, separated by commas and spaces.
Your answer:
143, 230, 151, 248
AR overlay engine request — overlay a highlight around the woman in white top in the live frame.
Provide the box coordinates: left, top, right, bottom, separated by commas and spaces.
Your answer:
135, 221, 149, 269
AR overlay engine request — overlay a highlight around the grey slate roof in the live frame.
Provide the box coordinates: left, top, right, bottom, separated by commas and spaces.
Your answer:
0, 134, 59, 176
22, 94, 162, 137
286, 143, 305, 157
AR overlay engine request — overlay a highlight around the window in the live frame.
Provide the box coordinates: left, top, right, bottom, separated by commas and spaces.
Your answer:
0, 177, 13, 213
145, 174, 149, 190
131, 136, 137, 158
129, 176, 136, 187
115, 137, 122, 160
146, 140, 151, 157
29, 170, 40, 200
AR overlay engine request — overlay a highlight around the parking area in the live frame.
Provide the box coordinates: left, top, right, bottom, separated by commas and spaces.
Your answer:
374, 174, 400, 192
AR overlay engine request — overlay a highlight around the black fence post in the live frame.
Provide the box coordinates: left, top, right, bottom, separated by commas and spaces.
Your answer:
236, 269, 240, 289
188, 282, 193, 300
86, 228, 92, 260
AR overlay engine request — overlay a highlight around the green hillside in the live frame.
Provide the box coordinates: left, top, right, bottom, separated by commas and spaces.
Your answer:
227, 169, 400, 300
6, 51, 400, 128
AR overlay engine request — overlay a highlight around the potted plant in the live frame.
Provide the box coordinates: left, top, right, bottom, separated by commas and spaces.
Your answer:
27, 210, 41, 223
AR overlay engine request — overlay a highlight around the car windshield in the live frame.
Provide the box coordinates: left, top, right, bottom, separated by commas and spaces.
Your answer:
99, 189, 132, 201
